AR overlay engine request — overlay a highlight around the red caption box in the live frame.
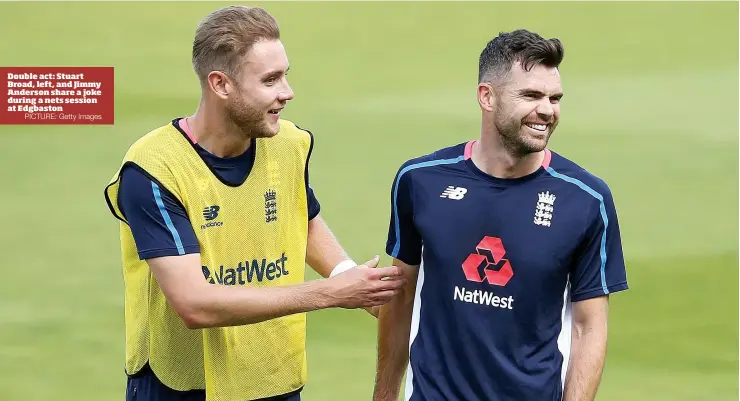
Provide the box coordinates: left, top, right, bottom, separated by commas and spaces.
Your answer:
0, 66, 114, 125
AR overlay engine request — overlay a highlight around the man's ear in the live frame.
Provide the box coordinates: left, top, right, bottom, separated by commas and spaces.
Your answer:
207, 71, 232, 100
477, 82, 496, 113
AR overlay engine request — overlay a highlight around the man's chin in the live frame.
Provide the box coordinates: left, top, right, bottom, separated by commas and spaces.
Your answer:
521, 131, 552, 151
251, 121, 280, 138
530, 139, 549, 153
265, 121, 281, 137
516, 137, 549, 155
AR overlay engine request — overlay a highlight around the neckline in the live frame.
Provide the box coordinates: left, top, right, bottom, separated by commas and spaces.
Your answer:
179, 117, 198, 144
463, 140, 552, 186
170, 117, 256, 188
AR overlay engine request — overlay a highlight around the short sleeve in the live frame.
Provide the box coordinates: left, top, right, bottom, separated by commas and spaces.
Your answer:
385, 164, 423, 265
118, 165, 200, 260
301, 127, 321, 221
306, 183, 321, 220
569, 183, 628, 302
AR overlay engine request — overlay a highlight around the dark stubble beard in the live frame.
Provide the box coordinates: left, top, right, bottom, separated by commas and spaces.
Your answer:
493, 104, 555, 158
226, 91, 273, 139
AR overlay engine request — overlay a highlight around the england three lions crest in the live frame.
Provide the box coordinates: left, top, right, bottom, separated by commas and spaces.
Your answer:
265, 189, 277, 223
534, 191, 556, 227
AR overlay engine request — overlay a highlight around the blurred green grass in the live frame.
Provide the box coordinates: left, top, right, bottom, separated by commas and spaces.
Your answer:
0, 2, 737, 400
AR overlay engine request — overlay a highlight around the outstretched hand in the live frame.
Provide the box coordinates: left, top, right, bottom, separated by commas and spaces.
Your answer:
325, 256, 406, 310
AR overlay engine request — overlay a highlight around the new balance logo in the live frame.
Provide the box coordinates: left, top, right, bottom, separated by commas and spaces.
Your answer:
440, 186, 467, 200
201, 205, 223, 229
203, 205, 220, 221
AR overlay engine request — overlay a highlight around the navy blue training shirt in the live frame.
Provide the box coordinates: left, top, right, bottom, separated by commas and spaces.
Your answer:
386, 141, 628, 401
118, 123, 321, 260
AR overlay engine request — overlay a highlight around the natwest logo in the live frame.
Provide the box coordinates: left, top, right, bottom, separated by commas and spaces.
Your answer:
202, 253, 289, 285
455, 236, 515, 309
461, 236, 513, 286
453, 287, 513, 309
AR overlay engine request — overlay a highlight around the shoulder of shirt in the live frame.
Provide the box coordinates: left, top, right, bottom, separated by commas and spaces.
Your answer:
122, 119, 183, 158
396, 141, 468, 175
547, 150, 613, 199
277, 119, 313, 142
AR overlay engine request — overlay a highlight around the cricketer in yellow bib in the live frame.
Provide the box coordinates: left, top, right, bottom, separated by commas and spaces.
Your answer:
104, 6, 408, 401
105, 118, 311, 400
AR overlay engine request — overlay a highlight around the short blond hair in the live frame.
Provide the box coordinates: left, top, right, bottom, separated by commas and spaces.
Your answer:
192, 5, 280, 84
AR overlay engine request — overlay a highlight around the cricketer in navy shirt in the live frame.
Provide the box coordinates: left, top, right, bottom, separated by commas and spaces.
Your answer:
117, 119, 321, 261
376, 30, 628, 401
384, 142, 627, 401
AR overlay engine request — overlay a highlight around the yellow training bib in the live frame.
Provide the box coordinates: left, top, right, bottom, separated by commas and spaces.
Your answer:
105, 118, 312, 399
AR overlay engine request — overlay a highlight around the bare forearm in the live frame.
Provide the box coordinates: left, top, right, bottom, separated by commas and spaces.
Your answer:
563, 327, 607, 401
149, 253, 405, 330
306, 215, 351, 278
193, 216, 346, 327
179, 280, 335, 328
373, 298, 413, 400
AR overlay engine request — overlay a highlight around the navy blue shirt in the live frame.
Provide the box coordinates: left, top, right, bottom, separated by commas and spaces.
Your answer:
386, 141, 628, 401
119, 131, 321, 260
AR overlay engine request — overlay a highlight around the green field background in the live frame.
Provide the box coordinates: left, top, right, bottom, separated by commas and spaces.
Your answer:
0, 1, 737, 400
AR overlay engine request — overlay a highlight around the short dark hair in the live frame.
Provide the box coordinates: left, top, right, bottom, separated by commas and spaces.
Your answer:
478, 29, 564, 83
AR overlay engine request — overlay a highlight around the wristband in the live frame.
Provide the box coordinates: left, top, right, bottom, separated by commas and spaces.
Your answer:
330, 259, 358, 277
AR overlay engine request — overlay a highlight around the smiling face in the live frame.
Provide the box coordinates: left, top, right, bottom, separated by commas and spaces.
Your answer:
487, 61, 563, 155
224, 39, 294, 138
192, 6, 291, 139
475, 29, 565, 157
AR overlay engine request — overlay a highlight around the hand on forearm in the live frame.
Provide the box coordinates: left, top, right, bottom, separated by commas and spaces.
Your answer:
304, 215, 394, 320
187, 264, 405, 328
148, 253, 337, 328
149, 253, 404, 330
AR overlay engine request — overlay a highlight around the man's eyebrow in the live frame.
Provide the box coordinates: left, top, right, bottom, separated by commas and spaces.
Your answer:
516, 88, 563, 98
261, 66, 289, 78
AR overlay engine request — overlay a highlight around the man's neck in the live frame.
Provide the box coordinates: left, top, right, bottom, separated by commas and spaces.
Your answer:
471, 132, 545, 179
186, 104, 252, 158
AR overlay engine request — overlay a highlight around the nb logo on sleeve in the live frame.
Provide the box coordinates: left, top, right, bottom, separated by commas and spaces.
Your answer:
440, 186, 467, 200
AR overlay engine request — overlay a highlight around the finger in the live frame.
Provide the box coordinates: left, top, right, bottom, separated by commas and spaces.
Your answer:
375, 278, 407, 290
368, 295, 396, 306
369, 265, 403, 279
372, 290, 399, 301
367, 292, 402, 308
362, 255, 380, 269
